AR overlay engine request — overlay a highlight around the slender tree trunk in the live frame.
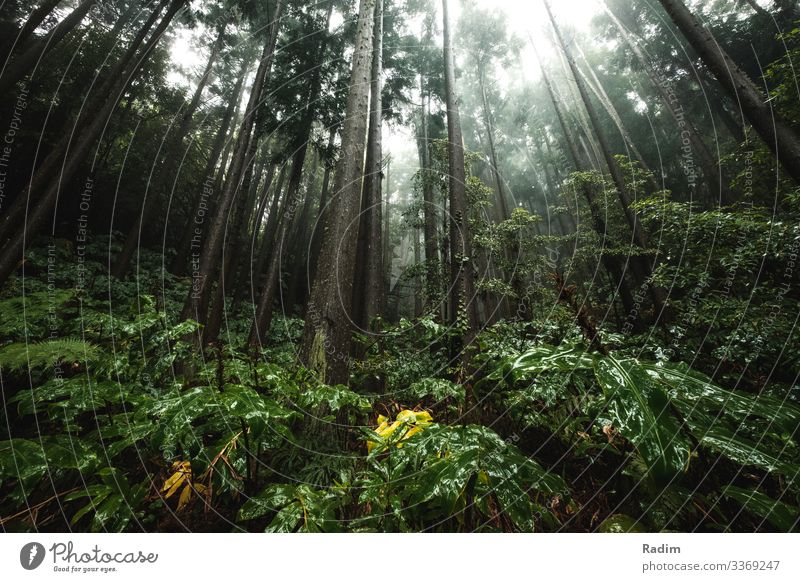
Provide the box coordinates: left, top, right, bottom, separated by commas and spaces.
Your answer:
546, 1, 649, 251
170, 56, 249, 275
659, 0, 800, 184
181, 0, 282, 330
603, 1, 732, 204
250, 161, 289, 301
0, 0, 63, 63
205, 146, 267, 343
546, 1, 666, 320
0, 0, 184, 286
442, 0, 479, 366
250, 1, 334, 347
0, 0, 169, 246
285, 153, 318, 308
575, 47, 655, 182
478, 70, 510, 221
383, 156, 392, 303
0, 0, 98, 95
299, 0, 376, 383
354, 0, 384, 333
231, 160, 277, 307
535, 39, 641, 330
309, 128, 337, 287
413, 229, 423, 316
417, 85, 441, 313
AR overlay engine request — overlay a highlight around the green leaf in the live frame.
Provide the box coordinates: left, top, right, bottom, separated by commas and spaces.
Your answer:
645, 361, 800, 435
593, 356, 691, 483
722, 486, 798, 532
695, 424, 799, 487
598, 514, 647, 533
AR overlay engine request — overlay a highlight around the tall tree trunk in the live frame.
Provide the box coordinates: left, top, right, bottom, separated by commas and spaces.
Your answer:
546, 1, 649, 252
546, 0, 666, 320
231, 160, 277, 307
413, 229, 423, 316
284, 153, 318, 309
0, 0, 184, 286
299, 0, 376, 383
658, 0, 800, 184
249, 0, 335, 348
478, 69, 510, 221
308, 128, 337, 287
170, 55, 249, 275
0, 0, 98, 95
535, 40, 641, 330
250, 161, 289, 300
205, 145, 267, 343
574, 46, 655, 183
180, 0, 282, 330
417, 84, 441, 313
0, 0, 169, 246
354, 0, 384, 333
603, 1, 732, 204
442, 0, 479, 366
383, 156, 392, 304
0, 0, 63, 63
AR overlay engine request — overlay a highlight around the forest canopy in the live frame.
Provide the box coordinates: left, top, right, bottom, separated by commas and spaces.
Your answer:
0, 0, 798, 533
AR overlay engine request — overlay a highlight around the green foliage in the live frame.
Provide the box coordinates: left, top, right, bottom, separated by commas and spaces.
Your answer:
483, 341, 800, 529
239, 484, 345, 532
355, 424, 567, 532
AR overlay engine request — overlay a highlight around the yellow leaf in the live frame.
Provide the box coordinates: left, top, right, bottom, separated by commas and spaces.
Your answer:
414, 410, 433, 424
377, 420, 402, 438
161, 460, 191, 498
365, 409, 434, 452
396, 409, 415, 423
177, 483, 193, 511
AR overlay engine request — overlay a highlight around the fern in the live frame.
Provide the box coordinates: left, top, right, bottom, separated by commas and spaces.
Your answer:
0, 338, 99, 372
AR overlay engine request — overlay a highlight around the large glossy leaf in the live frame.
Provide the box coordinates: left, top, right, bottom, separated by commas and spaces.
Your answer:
238, 484, 342, 532
398, 425, 567, 529
593, 356, 691, 483
644, 361, 800, 435
722, 486, 799, 532
693, 424, 799, 488
489, 343, 594, 384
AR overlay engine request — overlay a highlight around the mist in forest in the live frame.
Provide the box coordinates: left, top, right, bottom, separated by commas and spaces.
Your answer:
0, 0, 799, 535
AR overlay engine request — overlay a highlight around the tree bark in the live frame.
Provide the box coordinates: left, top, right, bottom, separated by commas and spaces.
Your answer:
0, 0, 184, 286
299, 0, 376, 383
442, 0, 479, 365
0, 0, 63, 63
180, 0, 282, 329
354, 0, 385, 333
309, 127, 337, 287
0, 0, 99, 95
659, 0, 800, 184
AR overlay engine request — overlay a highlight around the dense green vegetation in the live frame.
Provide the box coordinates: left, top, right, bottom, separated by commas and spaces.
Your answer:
0, 0, 799, 532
